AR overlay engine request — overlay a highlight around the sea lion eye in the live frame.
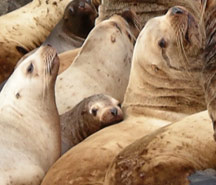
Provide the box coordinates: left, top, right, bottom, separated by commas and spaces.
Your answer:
158, 38, 167, 48
27, 63, 34, 73
118, 103, 121, 108
91, 108, 98, 116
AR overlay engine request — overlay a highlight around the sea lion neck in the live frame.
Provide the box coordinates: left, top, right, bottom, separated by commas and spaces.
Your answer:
123, 54, 206, 123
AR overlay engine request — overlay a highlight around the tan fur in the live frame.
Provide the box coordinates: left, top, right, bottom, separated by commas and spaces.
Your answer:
104, 4, 216, 185
58, 48, 81, 74
0, 0, 72, 83
0, 45, 60, 185
105, 111, 216, 185
41, 6, 206, 185
55, 12, 140, 115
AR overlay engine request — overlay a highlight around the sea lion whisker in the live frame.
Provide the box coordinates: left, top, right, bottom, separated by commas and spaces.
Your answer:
199, 0, 207, 26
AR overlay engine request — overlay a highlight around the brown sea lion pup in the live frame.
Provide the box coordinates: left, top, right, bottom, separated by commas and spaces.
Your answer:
41, 6, 206, 185
0, 45, 61, 185
61, 94, 123, 154
0, 0, 72, 83
55, 10, 141, 115
43, 0, 98, 53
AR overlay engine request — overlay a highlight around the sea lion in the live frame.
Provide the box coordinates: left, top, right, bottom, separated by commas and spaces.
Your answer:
103, 5, 216, 185
0, 45, 61, 185
61, 94, 123, 154
55, 10, 141, 115
0, 0, 72, 83
41, 6, 206, 185
43, 0, 98, 53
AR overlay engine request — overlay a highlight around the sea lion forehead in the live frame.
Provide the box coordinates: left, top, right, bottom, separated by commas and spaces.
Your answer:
88, 94, 119, 108
143, 15, 171, 39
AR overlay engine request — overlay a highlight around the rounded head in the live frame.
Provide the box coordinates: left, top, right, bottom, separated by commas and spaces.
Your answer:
134, 6, 205, 80
63, 0, 97, 38
1, 45, 59, 102
86, 94, 123, 127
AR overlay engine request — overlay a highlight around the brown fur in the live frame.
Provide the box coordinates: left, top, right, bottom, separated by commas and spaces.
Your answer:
201, 0, 216, 138
43, 0, 98, 53
60, 94, 123, 154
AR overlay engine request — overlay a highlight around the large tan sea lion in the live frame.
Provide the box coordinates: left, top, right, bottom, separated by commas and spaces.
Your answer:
61, 94, 123, 154
43, 0, 98, 53
0, 45, 61, 185
55, 10, 141, 115
104, 3, 216, 185
41, 6, 206, 185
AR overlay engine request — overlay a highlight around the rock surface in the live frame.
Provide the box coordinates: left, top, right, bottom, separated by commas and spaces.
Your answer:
0, 0, 32, 15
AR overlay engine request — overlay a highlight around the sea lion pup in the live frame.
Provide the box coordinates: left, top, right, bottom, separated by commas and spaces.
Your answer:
55, 10, 141, 115
61, 94, 123, 154
41, 6, 206, 185
0, 45, 61, 185
104, 6, 216, 185
43, 0, 98, 53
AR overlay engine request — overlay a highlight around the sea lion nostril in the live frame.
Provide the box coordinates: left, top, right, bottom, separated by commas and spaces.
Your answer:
79, 1, 85, 8
171, 7, 184, 15
111, 108, 118, 116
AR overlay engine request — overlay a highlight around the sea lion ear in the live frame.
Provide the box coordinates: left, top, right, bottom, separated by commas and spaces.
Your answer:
16, 46, 29, 55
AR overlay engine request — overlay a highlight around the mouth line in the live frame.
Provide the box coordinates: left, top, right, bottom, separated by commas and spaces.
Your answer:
185, 14, 192, 43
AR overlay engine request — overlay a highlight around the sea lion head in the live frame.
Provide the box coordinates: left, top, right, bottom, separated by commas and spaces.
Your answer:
0, 45, 59, 103
86, 94, 123, 128
63, 0, 98, 38
134, 6, 205, 80
95, 9, 141, 43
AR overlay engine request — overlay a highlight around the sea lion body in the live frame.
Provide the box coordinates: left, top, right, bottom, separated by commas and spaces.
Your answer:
104, 6, 216, 185
0, 45, 60, 185
60, 94, 123, 154
41, 6, 206, 185
58, 48, 81, 74
43, 0, 98, 53
105, 111, 216, 185
55, 11, 140, 115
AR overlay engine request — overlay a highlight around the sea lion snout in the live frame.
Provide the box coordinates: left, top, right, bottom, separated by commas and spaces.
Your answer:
100, 106, 123, 126
111, 107, 118, 116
